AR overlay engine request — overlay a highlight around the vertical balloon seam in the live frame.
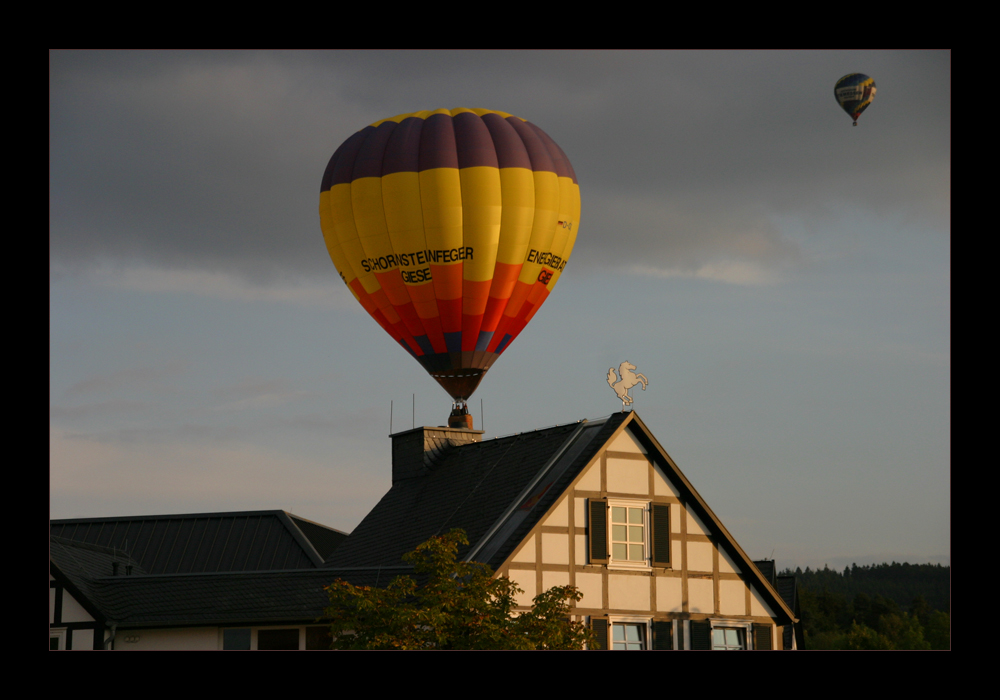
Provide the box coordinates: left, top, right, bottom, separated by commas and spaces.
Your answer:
384, 115, 439, 358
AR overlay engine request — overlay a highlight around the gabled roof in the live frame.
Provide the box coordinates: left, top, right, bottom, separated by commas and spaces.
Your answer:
50, 412, 797, 631
51, 510, 347, 574
324, 413, 628, 571
325, 411, 796, 626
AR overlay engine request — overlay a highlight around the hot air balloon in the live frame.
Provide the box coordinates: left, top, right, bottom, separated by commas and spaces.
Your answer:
319, 108, 579, 425
834, 73, 876, 126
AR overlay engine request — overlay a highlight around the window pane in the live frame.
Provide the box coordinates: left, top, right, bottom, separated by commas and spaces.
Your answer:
629, 544, 644, 560
629, 525, 643, 542
612, 507, 626, 523
613, 524, 628, 541
613, 625, 625, 641
628, 508, 643, 524
613, 543, 628, 559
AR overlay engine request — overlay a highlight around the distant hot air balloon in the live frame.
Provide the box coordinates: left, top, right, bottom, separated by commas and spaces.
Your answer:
319, 108, 580, 421
834, 73, 876, 126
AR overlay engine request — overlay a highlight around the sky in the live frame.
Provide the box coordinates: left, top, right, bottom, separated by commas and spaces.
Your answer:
50, 50, 950, 571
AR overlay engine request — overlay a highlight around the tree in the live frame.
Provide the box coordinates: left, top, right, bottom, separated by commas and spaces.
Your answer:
323, 529, 595, 650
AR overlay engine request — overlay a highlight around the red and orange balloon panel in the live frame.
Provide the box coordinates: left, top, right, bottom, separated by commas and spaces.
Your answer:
320, 108, 579, 401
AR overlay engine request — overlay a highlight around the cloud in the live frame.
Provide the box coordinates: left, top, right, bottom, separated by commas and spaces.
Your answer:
77, 263, 350, 305
574, 191, 801, 285
65, 361, 187, 396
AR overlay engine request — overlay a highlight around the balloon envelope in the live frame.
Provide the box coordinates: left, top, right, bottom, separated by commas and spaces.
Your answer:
834, 74, 876, 124
319, 108, 580, 400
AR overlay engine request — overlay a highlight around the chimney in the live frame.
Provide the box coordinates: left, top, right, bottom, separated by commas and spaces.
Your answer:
391, 425, 484, 484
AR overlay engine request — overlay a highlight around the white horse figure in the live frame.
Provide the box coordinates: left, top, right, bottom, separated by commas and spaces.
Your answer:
607, 361, 649, 408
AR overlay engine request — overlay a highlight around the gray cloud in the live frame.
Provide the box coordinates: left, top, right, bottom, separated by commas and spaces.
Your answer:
50, 50, 949, 285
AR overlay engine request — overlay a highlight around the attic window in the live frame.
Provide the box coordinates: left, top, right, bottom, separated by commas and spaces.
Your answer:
589, 500, 670, 568
610, 503, 646, 564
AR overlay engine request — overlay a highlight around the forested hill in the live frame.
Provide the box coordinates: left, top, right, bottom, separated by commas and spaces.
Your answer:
781, 562, 949, 612
779, 562, 950, 649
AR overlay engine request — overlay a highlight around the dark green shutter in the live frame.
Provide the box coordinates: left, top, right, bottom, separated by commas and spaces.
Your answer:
753, 623, 772, 650
653, 620, 674, 650
589, 499, 608, 564
652, 504, 670, 566
690, 620, 711, 650
591, 618, 608, 650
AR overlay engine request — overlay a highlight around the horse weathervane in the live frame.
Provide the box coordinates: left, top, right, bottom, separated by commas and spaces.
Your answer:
607, 361, 648, 411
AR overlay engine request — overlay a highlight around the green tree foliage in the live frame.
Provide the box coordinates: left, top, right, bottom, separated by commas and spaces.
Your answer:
844, 621, 894, 650
323, 529, 594, 650
786, 563, 950, 650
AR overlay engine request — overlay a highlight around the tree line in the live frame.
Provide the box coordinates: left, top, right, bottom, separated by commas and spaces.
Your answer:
780, 562, 950, 649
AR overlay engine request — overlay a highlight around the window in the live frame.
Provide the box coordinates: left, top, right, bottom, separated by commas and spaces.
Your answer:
593, 617, 675, 650
612, 622, 645, 650
589, 499, 670, 568
690, 620, 753, 650
611, 504, 646, 563
712, 627, 745, 651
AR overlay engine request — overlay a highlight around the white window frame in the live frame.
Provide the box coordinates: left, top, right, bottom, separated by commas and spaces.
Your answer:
710, 619, 753, 650
609, 615, 651, 651
607, 499, 651, 570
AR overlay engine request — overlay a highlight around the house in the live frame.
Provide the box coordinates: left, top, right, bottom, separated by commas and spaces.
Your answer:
50, 411, 800, 650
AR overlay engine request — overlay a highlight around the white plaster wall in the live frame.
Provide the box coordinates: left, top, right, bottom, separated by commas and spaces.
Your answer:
655, 576, 683, 613
688, 578, 714, 614
687, 509, 709, 535
607, 458, 648, 495
671, 539, 682, 568
576, 572, 603, 609
609, 430, 646, 454
653, 464, 680, 497
509, 569, 536, 607
719, 579, 746, 616
719, 548, 741, 574
576, 461, 600, 491
71, 628, 95, 650
576, 533, 588, 566
116, 626, 219, 651
542, 570, 570, 593
545, 497, 569, 526
512, 536, 535, 563
687, 541, 714, 573
750, 586, 776, 618
61, 591, 95, 623
608, 574, 650, 611
542, 533, 569, 565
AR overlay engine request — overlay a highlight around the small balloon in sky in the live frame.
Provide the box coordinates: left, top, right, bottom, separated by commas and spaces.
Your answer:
834, 74, 876, 126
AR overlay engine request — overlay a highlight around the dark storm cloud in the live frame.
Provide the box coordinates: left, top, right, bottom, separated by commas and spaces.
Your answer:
50, 50, 949, 283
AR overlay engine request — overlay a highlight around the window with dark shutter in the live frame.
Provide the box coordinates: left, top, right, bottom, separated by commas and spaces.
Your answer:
753, 623, 773, 650
589, 498, 608, 564
652, 504, 670, 567
591, 618, 608, 650
690, 620, 711, 650
653, 620, 674, 650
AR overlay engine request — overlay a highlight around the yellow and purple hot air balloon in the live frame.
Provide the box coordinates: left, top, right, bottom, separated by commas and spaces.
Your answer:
319, 108, 580, 412
834, 73, 876, 126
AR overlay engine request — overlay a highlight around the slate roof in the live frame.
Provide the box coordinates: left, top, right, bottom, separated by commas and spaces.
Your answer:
324, 413, 628, 571
50, 535, 396, 628
51, 510, 347, 574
